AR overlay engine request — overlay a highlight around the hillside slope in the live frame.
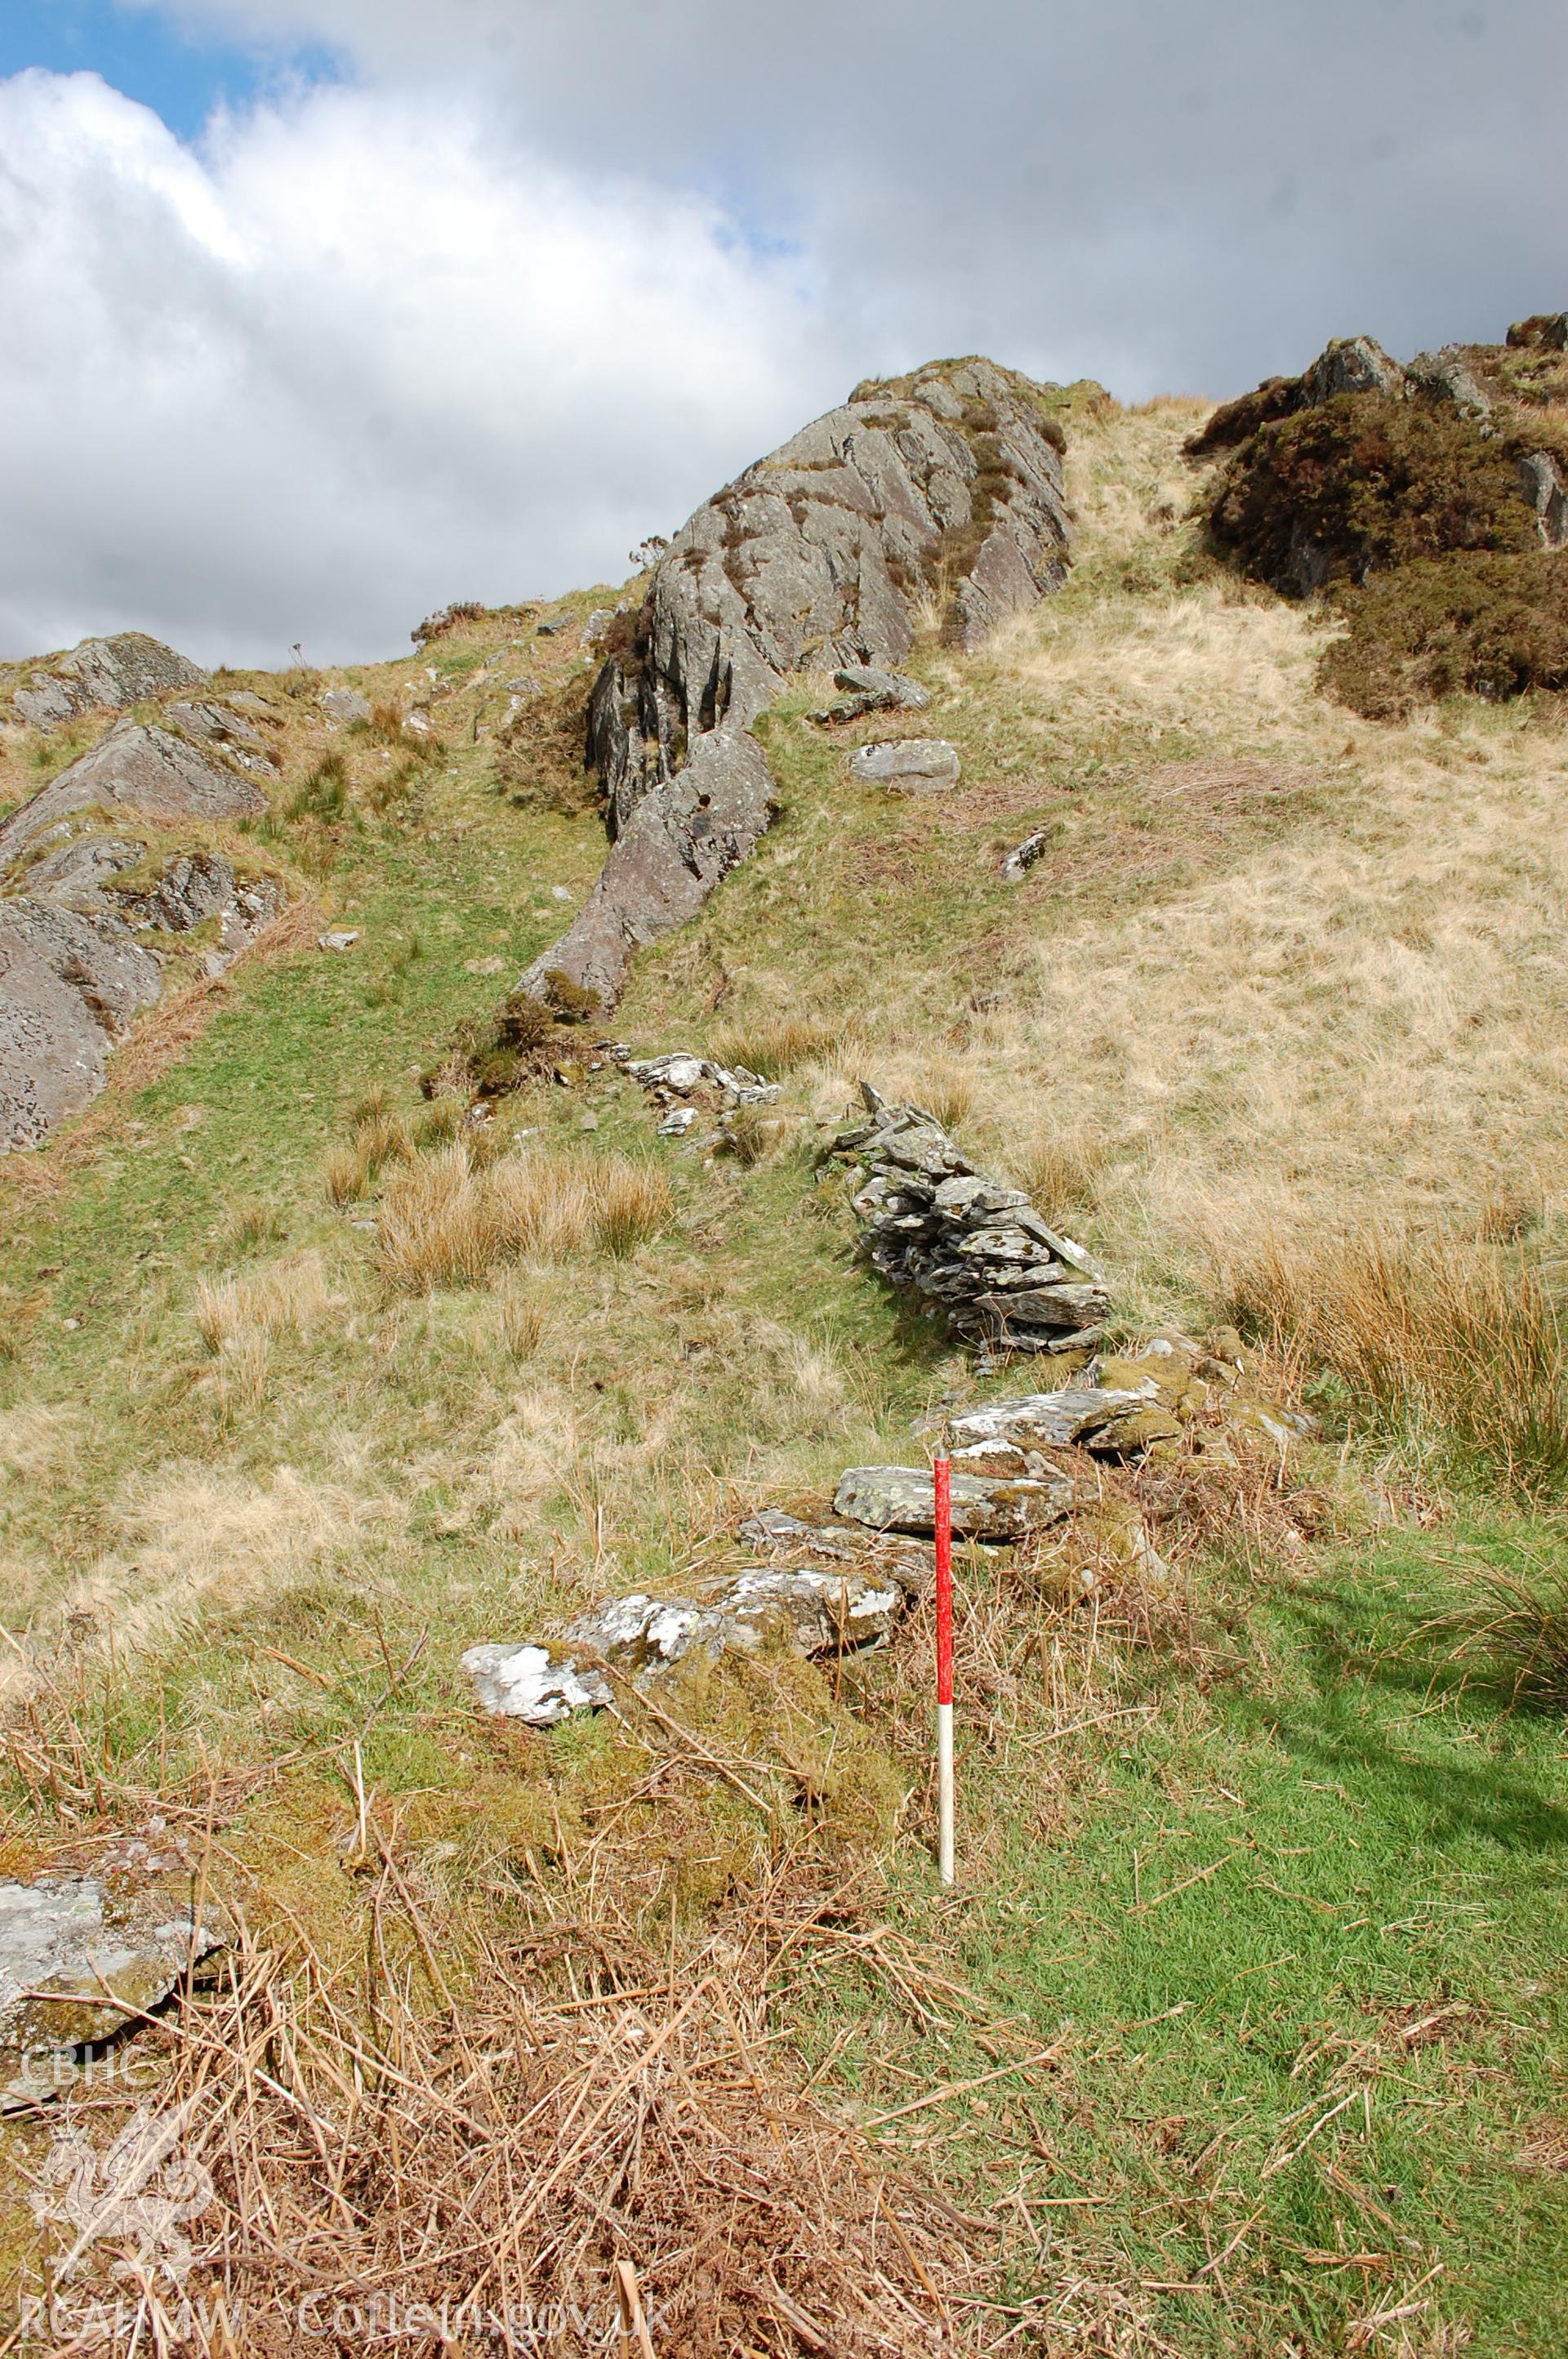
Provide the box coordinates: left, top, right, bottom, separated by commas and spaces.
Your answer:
1, 371, 1566, 2352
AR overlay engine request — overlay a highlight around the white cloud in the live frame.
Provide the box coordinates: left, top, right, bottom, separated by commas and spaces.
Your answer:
3, 2, 1566, 663
0, 68, 839, 664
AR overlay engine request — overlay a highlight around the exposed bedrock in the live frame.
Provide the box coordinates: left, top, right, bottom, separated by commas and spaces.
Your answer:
0, 721, 267, 868
523, 357, 1073, 1008
10, 632, 207, 732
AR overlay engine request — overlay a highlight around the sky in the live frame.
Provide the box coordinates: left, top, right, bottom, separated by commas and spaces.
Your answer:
0, 0, 1562, 668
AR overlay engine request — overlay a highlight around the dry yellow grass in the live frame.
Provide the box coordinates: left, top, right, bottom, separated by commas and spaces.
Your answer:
1216, 1217, 1568, 1493
375, 1139, 671, 1292
840, 404, 1568, 1313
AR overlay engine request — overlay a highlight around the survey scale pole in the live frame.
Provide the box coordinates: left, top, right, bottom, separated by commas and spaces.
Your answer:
934, 1452, 955, 1886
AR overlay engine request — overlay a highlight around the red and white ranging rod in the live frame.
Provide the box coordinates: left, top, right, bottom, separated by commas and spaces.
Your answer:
933, 1452, 955, 1885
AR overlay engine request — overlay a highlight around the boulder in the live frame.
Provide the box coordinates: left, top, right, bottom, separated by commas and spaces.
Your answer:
525, 359, 1072, 1010
1405, 346, 1492, 416
1002, 829, 1050, 881
848, 739, 961, 794
834, 665, 929, 710
461, 1643, 611, 1726
1300, 336, 1406, 404
833, 1463, 1074, 1541
517, 728, 776, 1010
0, 1868, 226, 2089
11, 633, 207, 732
812, 666, 932, 722
1518, 453, 1568, 547
320, 686, 372, 725
0, 722, 267, 869
1506, 314, 1568, 352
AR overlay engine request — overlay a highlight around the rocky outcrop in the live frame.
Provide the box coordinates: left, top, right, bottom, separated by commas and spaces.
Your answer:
0, 721, 267, 867
1, 1862, 226, 2094
831, 1086, 1109, 1358
522, 358, 1072, 1008
0, 898, 163, 1150
9, 633, 207, 732
1, 727, 285, 1150
519, 727, 776, 1009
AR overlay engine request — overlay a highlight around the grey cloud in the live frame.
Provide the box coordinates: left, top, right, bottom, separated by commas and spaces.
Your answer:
158, 0, 1566, 387
4, 1, 1563, 663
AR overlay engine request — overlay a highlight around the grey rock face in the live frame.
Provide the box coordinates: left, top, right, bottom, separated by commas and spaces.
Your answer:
588, 358, 1069, 836
166, 698, 265, 750
0, 1869, 226, 2088
525, 360, 1071, 1010
1, 818, 287, 1148
1300, 336, 1407, 404
11, 634, 207, 732
111, 850, 286, 952
831, 1086, 1108, 1356
833, 1463, 1073, 1541
1518, 453, 1568, 547
21, 836, 145, 911
518, 727, 776, 1010
0, 898, 163, 1150
0, 722, 267, 868
848, 738, 961, 794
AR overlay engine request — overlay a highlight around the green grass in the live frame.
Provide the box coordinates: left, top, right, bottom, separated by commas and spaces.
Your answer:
808, 1527, 1568, 2353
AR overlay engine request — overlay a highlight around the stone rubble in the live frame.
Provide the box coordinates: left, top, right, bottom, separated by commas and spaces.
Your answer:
464, 1560, 903, 1728
831, 1083, 1108, 1357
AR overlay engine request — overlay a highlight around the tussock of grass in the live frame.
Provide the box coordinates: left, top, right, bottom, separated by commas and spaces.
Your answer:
375, 1141, 670, 1293
708, 1012, 864, 1079
194, 1252, 334, 1354
324, 1110, 415, 1204
1218, 1220, 1568, 1494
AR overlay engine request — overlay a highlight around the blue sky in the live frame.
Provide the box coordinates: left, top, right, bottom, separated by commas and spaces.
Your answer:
0, 1, 334, 138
